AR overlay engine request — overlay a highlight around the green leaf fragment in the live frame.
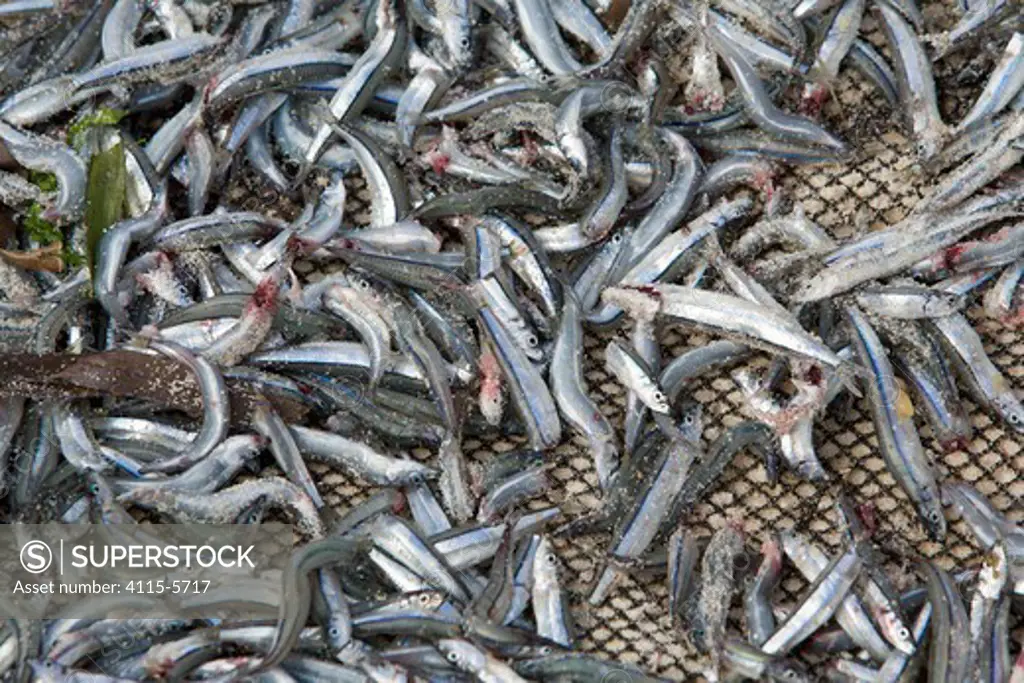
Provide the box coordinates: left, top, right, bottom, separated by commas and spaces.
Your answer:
85, 141, 126, 274
68, 108, 127, 147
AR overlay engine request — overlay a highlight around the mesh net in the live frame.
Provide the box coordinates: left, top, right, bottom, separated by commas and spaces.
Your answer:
1, 0, 1022, 679
236, 2, 1023, 679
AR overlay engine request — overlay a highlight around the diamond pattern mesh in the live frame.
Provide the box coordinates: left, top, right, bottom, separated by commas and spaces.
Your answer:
239, 3, 1023, 678
1, 0, 1022, 679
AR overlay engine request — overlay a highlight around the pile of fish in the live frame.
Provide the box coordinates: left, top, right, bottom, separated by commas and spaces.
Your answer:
0, 0, 1023, 679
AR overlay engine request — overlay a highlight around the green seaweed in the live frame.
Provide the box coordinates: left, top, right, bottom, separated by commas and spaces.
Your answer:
28, 171, 58, 193
23, 203, 61, 244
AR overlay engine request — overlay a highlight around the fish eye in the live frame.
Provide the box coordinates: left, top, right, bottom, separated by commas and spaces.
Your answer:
612, 234, 622, 243
899, 628, 909, 639
539, 646, 552, 655
446, 652, 459, 662
460, 36, 470, 47
547, 554, 557, 564
527, 335, 538, 346
329, 627, 340, 637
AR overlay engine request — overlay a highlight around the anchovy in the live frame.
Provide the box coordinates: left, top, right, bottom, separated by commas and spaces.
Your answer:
873, 0, 946, 162
477, 466, 549, 523
744, 536, 783, 647
72, 34, 223, 93
432, 507, 561, 569
920, 560, 971, 683
531, 536, 572, 647
779, 530, 891, 661
0, 121, 86, 220
846, 306, 945, 539
477, 307, 561, 450
253, 401, 323, 508
958, 32, 1024, 133
290, 426, 436, 486
920, 112, 1024, 213
854, 284, 965, 319
697, 522, 745, 674
111, 434, 264, 496
984, 259, 1024, 324
589, 438, 698, 604
796, 209, 1019, 301
762, 544, 863, 655
120, 476, 325, 537
930, 312, 1024, 433
707, 23, 846, 151
605, 339, 669, 414
617, 129, 703, 271
303, 0, 407, 164
253, 538, 360, 675
721, 640, 813, 682
135, 339, 229, 474
606, 284, 848, 371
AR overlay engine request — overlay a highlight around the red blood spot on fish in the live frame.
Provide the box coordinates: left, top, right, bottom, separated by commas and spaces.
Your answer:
632, 285, 663, 299
286, 233, 318, 254
521, 132, 539, 165
251, 277, 280, 312
201, 77, 218, 105
761, 538, 783, 569
752, 167, 775, 199
943, 243, 968, 269
940, 436, 970, 453
857, 503, 877, 536
479, 349, 502, 404
429, 152, 450, 175
391, 492, 407, 514
799, 84, 828, 117
804, 365, 823, 386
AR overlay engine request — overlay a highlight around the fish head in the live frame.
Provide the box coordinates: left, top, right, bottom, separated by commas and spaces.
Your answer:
764, 658, 813, 683
437, 638, 486, 673
28, 660, 68, 683
995, 393, 1024, 433
437, 0, 473, 71
876, 605, 916, 655
676, 400, 703, 443
918, 500, 947, 542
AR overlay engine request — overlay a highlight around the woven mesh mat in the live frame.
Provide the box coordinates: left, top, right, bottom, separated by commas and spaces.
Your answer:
2, 0, 1022, 679
556, 9, 1024, 680
296, 5, 1024, 681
